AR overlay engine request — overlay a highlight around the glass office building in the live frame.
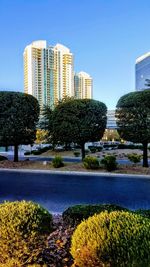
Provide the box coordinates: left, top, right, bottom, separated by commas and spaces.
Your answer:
135, 52, 150, 91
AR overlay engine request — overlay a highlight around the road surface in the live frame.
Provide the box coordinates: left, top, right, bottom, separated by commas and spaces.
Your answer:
0, 169, 150, 213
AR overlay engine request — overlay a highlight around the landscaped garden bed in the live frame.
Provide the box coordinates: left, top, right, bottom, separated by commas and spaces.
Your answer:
1, 201, 150, 266
0, 159, 150, 175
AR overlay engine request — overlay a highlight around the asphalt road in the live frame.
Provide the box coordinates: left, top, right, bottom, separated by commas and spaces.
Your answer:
0, 170, 150, 213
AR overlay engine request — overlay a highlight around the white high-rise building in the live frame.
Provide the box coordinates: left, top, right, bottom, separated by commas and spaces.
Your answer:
74, 71, 93, 99
24, 40, 74, 109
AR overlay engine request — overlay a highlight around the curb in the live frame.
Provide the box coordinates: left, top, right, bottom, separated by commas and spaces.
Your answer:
0, 168, 150, 178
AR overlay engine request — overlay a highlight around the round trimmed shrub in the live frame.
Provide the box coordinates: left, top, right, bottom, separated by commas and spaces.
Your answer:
127, 153, 141, 164
71, 211, 150, 267
0, 200, 53, 264
24, 151, 31, 156
52, 156, 64, 168
83, 156, 99, 169
101, 154, 117, 171
62, 204, 128, 226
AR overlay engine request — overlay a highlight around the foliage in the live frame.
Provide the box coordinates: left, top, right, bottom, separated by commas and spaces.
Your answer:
33, 146, 52, 155
62, 204, 128, 227
127, 153, 141, 164
0, 200, 53, 265
71, 211, 150, 267
0, 155, 8, 161
88, 145, 103, 152
32, 150, 42, 155
52, 156, 64, 168
88, 146, 97, 153
85, 149, 90, 154
74, 151, 80, 157
101, 154, 117, 171
117, 143, 142, 149
44, 99, 107, 160
116, 90, 150, 167
135, 209, 150, 219
40, 105, 54, 144
35, 129, 48, 144
24, 151, 31, 156
83, 156, 99, 169
0, 91, 40, 162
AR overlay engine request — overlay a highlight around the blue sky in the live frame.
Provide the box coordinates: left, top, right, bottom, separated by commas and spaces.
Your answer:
0, 0, 150, 109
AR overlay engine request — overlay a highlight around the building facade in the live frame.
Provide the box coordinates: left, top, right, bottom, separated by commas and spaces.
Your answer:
135, 52, 150, 91
106, 110, 117, 129
24, 41, 74, 109
74, 71, 93, 99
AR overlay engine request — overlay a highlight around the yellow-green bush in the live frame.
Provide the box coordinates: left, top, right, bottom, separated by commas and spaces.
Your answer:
127, 153, 141, 164
83, 156, 99, 169
52, 156, 64, 168
0, 200, 53, 265
71, 211, 150, 267
101, 154, 117, 171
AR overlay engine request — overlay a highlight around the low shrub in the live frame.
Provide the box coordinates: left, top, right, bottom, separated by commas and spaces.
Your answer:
96, 146, 103, 152
127, 153, 141, 164
24, 151, 31, 156
0, 155, 8, 161
135, 209, 150, 219
85, 149, 90, 154
52, 156, 64, 168
89, 147, 97, 153
32, 150, 42, 155
71, 211, 150, 267
74, 151, 80, 157
62, 204, 128, 226
118, 144, 142, 150
0, 200, 53, 265
83, 156, 99, 169
101, 154, 117, 171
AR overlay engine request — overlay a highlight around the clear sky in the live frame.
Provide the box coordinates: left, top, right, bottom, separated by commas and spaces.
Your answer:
0, 0, 150, 109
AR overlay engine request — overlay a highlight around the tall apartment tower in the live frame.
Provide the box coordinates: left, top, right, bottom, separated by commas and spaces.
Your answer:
74, 71, 93, 99
24, 41, 74, 108
135, 52, 150, 91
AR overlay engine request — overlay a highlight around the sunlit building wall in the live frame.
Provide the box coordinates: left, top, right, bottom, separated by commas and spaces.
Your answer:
135, 52, 150, 91
24, 41, 74, 109
74, 71, 93, 99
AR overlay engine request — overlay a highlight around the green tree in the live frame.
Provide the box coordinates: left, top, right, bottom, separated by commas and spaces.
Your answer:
115, 90, 150, 167
40, 105, 54, 146
46, 99, 107, 160
0, 91, 40, 162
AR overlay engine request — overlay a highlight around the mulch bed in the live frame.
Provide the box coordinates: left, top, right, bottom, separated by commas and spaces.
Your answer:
39, 214, 75, 267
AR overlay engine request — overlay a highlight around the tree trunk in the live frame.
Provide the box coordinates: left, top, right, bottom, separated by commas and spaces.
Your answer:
142, 141, 148, 167
14, 144, 19, 162
81, 143, 85, 161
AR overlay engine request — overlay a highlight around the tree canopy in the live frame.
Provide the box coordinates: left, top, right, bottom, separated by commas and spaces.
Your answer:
115, 90, 150, 167
44, 98, 107, 159
0, 91, 40, 161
